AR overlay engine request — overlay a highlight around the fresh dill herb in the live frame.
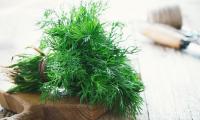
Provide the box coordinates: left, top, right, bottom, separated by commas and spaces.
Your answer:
9, 1, 144, 118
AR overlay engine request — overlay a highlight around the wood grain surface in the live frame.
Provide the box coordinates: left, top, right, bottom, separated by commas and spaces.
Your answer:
0, 70, 107, 120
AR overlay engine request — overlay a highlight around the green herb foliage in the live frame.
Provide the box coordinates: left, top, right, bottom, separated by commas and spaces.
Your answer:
9, 55, 43, 93
9, 1, 144, 118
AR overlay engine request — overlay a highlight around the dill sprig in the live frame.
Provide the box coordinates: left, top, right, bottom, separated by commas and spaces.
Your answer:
8, 55, 44, 93
9, 1, 144, 118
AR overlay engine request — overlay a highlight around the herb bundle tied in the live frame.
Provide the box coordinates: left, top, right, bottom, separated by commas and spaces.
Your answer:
8, 1, 144, 118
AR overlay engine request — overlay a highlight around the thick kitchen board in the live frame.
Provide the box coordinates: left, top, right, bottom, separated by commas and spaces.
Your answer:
0, 68, 138, 120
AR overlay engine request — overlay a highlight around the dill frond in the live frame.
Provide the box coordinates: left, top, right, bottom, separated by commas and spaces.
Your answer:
9, 1, 144, 118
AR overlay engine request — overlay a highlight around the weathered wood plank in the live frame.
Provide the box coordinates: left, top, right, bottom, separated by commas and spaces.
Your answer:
137, 10, 200, 119
138, 42, 180, 120
181, 55, 200, 120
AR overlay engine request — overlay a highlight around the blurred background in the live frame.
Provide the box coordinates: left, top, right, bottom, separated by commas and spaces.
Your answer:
0, 0, 200, 65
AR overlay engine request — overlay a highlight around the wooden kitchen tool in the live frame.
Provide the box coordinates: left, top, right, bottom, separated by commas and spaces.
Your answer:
142, 24, 189, 49
0, 68, 106, 120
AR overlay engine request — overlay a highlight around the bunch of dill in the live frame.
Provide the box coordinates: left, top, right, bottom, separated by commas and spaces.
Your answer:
9, 1, 144, 118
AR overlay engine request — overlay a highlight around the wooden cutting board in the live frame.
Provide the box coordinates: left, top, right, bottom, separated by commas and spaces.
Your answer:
0, 68, 107, 120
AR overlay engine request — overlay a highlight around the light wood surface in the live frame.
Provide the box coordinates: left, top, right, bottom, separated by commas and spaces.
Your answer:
136, 9, 200, 120
137, 39, 200, 120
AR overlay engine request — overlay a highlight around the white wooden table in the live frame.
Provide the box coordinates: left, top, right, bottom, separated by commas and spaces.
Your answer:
135, 1, 200, 119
